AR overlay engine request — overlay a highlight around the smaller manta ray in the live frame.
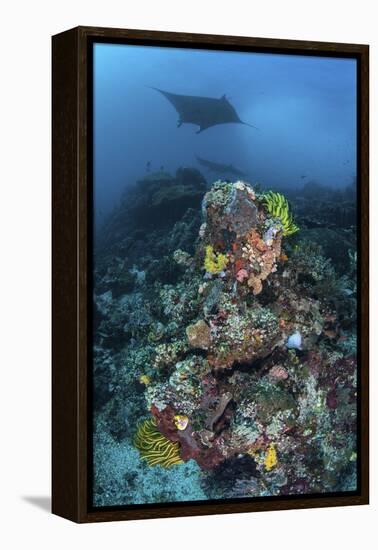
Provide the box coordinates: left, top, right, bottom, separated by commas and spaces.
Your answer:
196, 155, 247, 178
151, 87, 257, 134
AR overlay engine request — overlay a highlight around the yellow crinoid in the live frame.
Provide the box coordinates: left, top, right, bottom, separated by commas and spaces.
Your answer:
133, 418, 184, 467
262, 191, 299, 236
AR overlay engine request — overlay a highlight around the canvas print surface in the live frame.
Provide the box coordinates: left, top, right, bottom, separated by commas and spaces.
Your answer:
92, 43, 358, 507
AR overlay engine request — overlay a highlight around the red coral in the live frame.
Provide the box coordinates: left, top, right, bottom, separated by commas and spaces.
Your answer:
151, 404, 227, 469
235, 258, 246, 272
269, 365, 289, 380
151, 404, 178, 441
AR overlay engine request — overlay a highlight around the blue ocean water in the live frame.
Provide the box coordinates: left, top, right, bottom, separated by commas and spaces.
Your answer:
94, 43, 356, 227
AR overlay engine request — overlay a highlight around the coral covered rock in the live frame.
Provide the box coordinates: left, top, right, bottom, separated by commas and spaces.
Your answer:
200, 181, 284, 295
93, 175, 357, 503
137, 180, 356, 484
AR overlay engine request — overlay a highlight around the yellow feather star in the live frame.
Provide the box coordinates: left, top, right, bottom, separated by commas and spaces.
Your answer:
262, 191, 299, 236
133, 418, 184, 468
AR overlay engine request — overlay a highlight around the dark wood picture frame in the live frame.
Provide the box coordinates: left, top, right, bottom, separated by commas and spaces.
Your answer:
52, 26, 369, 523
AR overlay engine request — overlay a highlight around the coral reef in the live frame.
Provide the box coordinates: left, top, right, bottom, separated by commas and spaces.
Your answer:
93, 173, 357, 504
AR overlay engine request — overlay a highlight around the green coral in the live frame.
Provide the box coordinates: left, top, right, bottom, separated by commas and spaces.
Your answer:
159, 278, 202, 323
204, 245, 229, 274
153, 340, 188, 369
145, 381, 199, 415
169, 356, 210, 397
290, 240, 334, 282
203, 180, 233, 209
262, 191, 299, 236
134, 418, 183, 467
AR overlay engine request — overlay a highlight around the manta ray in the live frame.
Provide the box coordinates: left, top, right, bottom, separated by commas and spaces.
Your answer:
151, 87, 257, 134
196, 155, 247, 178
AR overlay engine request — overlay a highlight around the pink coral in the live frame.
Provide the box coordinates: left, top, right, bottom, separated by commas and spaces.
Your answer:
236, 268, 249, 282
269, 365, 289, 380
242, 228, 282, 295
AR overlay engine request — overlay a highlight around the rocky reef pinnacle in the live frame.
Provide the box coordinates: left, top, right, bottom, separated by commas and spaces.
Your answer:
93, 173, 357, 504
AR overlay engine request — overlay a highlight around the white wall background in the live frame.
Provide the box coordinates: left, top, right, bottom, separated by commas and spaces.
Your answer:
0, 0, 375, 548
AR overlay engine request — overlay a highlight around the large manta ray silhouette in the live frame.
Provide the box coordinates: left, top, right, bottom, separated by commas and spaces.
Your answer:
151, 87, 257, 134
196, 155, 247, 178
